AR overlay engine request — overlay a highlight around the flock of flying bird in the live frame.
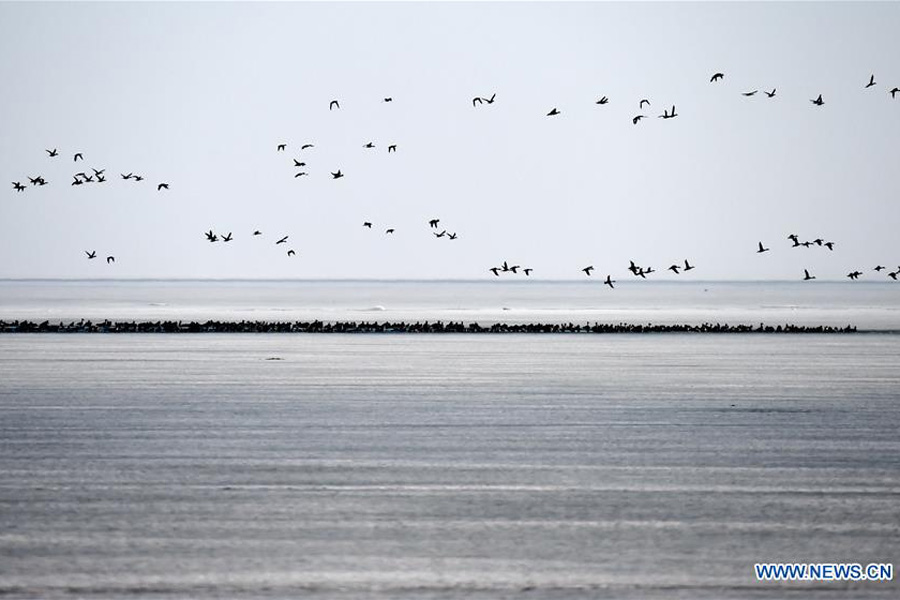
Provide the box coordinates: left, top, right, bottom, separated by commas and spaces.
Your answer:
9, 70, 899, 282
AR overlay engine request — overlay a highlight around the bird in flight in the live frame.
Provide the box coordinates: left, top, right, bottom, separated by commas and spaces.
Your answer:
253, 230, 262, 236
865, 74, 876, 89
276, 235, 289, 245
301, 143, 314, 150
847, 271, 863, 280
12, 182, 25, 192
683, 260, 695, 272
632, 115, 645, 125
582, 265, 594, 276
294, 172, 308, 178
874, 265, 886, 272
277, 144, 286, 151
604, 275, 615, 289
73, 152, 83, 161
742, 90, 758, 97
205, 230, 218, 242
85, 250, 96, 259
46, 148, 58, 157
472, 97, 483, 107
764, 89, 776, 98
434, 230, 447, 238
293, 160, 306, 167
383, 97, 392, 102
547, 108, 560, 116
429, 219, 440, 228
329, 100, 340, 110
890, 87, 900, 99
363, 222, 372, 228
523, 268, 533, 276
811, 94, 824, 106
331, 170, 344, 179
121, 172, 133, 180
710, 72, 724, 82
448, 232, 458, 240
157, 183, 169, 191
803, 269, 816, 281
287, 249, 296, 256
363, 142, 375, 149
133, 175, 144, 182
387, 144, 397, 153
824, 241, 835, 251
222, 232, 233, 242
489, 267, 500, 276
668, 264, 681, 274
639, 99, 650, 108
659, 105, 678, 119
757, 242, 770, 253
385, 228, 394, 234
595, 96, 609, 105
106, 256, 115, 264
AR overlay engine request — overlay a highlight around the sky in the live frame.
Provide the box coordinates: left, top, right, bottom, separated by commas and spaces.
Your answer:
1, 1, 899, 281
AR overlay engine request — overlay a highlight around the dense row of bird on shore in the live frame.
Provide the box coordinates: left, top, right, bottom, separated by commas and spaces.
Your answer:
9, 70, 899, 282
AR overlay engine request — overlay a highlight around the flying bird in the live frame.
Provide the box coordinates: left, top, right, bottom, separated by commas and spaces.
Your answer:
448, 232, 458, 240
742, 90, 758, 97
803, 269, 816, 281
865, 74, 876, 89
472, 97, 483, 107
363, 142, 375, 149
639, 99, 650, 108
659, 105, 678, 119
632, 115, 645, 125
429, 219, 440, 228
294, 172, 308, 178
157, 183, 169, 191
387, 144, 397, 153
757, 242, 770, 253
205, 230, 218, 242
847, 271, 863, 280
121, 173, 134, 180
383, 97, 392, 102
46, 148, 58, 157
277, 144, 286, 151
890, 87, 900, 99
300, 143, 314, 150
73, 153, 83, 161
293, 160, 306, 167
276, 235, 288, 245
683, 260, 695, 271
329, 100, 340, 110
253, 230, 262, 236
710, 72, 724, 82
85, 250, 96, 259
824, 241, 835, 251
764, 89, 777, 98
133, 175, 144, 182
489, 267, 500, 276
331, 170, 344, 179
287, 249, 296, 256
582, 265, 594, 276
106, 256, 115, 264
668, 264, 681, 274
595, 96, 609, 105
547, 108, 560, 116
12, 182, 25, 192
385, 228, 394, 234
604, 275, 615, 289
221, 233, 233, 242
363, 222, 372, 228
874, 265, 885, 272
889, 271, 899, 281
811, 94, 824, 106
523, 268, 533, 276
434, 230, 447, 238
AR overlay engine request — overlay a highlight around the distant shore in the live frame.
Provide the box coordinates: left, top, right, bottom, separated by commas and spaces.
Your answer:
0, 319, 860, 334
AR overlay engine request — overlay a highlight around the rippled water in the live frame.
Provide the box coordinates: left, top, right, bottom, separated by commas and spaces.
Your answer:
1, 333, 898, 598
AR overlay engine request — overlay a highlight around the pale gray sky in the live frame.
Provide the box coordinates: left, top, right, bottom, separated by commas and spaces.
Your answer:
2, 1, 899, 280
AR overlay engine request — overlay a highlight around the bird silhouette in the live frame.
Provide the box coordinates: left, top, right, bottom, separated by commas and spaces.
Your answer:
277, 144, 286, 151
659, 105, 678, 119
429, 219, 440, 228
639, 99, 650, 108
604, 275, 615, 289
668, 264, 681, 274
106, 256, 115, 264
293, 160, 306, 167
757, 242, 770, 253
501, 261, 510, 272
383, 97, 392, 102
12, 182, 25, 192
847, 271, 863, 280
683, 260, 695, 271
276, 235, 288, 244
73, 153, 83, 161
294, 172, 308, 178
253, 230, 262, 236
824, 241, 835, 251
71, 177, 83, 186
205, 230, 218, 242
489, 267, 500, 276
811, 94, 824, 106
287, 249, 296, 256
547, 108, 560, 116
46, 148, 58, 157
331, 170, 344, 179
803, 269, 816, 281
889, 271, 899, 281
329, 100, 340, 110
385, 228, 394, 234
764, 89, 776, 98
710, 72, 724, 82
301, 143, 314, 150
222, 233, 233, 242
85, 250, 96, 259
387, 144, 397, 153
523, 268, 533, 276
133, 175, 144, 182
874, 265, 886, 272
434, 230, 447, 238
363, 222, 372, 228
472, 97, 483, 107
510, 265, 520, 274
742, 90, 758, 97
157, 183, 169, 191
448, 232, 458, 240
595, 96, 609, 105
891, 87, 900, 99
865, 74, 876, 89
363, 142, 375, 149
92, 168, 104, 177
121, 173, 133, 180
485, 93, 496, 104
632, 115, 645, 125
582, 265, 594, 276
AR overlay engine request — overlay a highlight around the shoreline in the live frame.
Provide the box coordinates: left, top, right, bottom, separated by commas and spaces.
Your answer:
0, 319, 861, 334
